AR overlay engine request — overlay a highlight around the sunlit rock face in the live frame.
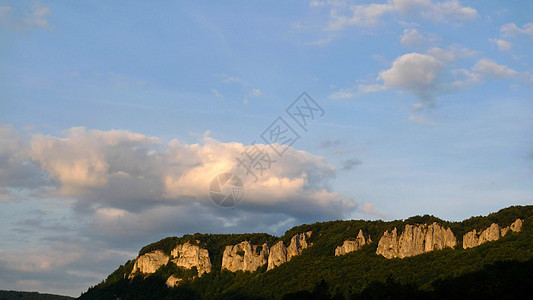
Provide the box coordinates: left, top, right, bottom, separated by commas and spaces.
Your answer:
166, 275, 182, 287
267, 241, 288, 270
170, 242, 212, 276
129, 241, 212, 279
376, 223, 456, 259
130, 250, 169, 276
510, 218, 523, 232
287, 231, 312, 260
376, 228, 399, 259
463, 218, 523, 249
221, 241, 269, 272
335, 229, 369, 256
267, 231, 312, 270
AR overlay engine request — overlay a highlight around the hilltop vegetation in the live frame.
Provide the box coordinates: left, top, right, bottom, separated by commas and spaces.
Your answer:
0, 290, 74, 300
80, 205, 533, 299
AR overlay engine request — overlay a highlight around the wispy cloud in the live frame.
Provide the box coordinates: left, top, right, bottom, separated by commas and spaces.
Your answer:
489, 38, 512, 52
217, 74, 247, 85
211, 89, 224, 98
314, 0, 477, 31
500, 22, 533, 38
0, 4, 52, 31
341, 158, 362, 170
318, 139, 344, 149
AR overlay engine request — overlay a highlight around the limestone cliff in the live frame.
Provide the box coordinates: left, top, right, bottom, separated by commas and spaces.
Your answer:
221, 241, 269, 272
376, 223, 456, 259
171, 242, 212, 276
267, 231, 312, 270
463, 218, 523, 249
130, 250, 169, 276
130, 241, 211, 278
287, 231, 312, 260
335, 229, 370, 256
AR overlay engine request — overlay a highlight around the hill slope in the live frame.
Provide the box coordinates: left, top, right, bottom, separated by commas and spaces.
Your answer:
80, 205, 533, 299
0, 290, 74, 300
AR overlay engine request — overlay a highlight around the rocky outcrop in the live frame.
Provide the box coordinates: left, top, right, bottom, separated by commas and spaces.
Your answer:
287, 231, 312, 260
267, 241, 288, 270
267, 231, 312, 270
171, 242, 212, 276
166, 275, 182, 287
222, 241, 269, 272
130, 250, 169, 275
376, 223, 456, 259
335, 230, 369, 256
463, 218, 523, 249
376, 228, 399, 259
510, 218, 523, 231
130, 241, 212, 278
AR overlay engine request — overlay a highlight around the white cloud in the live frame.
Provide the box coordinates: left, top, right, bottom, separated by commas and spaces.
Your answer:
330, 44, 480, 103
400, 28, 426, 48
426, 45, 479, 63
28, 127, 159, 196
448, 59, 533, 92
329, 3, 394, 29
0, 125, 50, 189
357, 83, 388, 94
329, 88, 358, 99
4, 126, 355, 219
500, 22, 533, 38
377, 52, 445, 100
357, 46, 479, 101
447, 68, 480, 90
471, 59, 519, 80
416, 0, 478, 22
332, 41, 530, 125
489, 38, 512, 52
324, 0, 477, 30
353, 52, 445, 124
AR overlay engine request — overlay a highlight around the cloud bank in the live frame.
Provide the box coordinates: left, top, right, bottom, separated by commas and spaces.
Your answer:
2, 125, 356, 218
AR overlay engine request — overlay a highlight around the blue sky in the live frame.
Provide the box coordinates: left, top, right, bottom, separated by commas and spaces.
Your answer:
1, 0, 532, 296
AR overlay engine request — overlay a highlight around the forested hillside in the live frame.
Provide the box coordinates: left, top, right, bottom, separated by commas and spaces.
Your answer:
80, 205, 533, 299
